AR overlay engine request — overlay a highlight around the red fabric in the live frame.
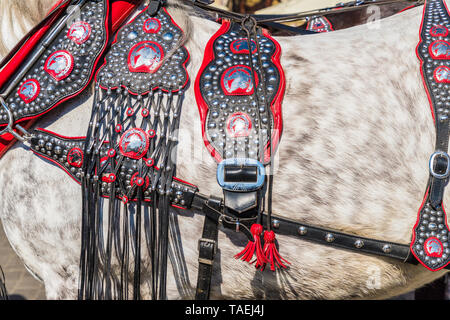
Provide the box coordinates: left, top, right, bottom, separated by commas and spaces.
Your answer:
0, 0, 140, 160
260, 230, 290, 271
235, 224, 267, 267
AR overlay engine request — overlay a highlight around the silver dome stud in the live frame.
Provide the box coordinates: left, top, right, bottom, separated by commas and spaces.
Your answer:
298, 226, 307, 235
325, 233, 335, 243
354, 239, 364, 249
382, 244, 392, 253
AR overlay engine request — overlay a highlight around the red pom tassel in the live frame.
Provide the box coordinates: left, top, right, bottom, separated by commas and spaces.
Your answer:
262, 230, 290, 271
235, 224, 267, 267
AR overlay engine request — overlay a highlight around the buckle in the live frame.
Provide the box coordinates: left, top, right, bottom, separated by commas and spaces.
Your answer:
429, 151, 450, 179
217, 158, 265, 192
198, 238, 217, 265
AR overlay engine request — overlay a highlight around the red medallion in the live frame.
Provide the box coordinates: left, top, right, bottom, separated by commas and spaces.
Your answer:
67, 21, 92, 45
430, 25, 449, 37
429, 40, 450, 60
18, 79, 40, 103
230, 39, 257, 54
424, 237, 444, 258
119, 128, 149, 160
128, 41, 164, 74
221, 65, 259, 96
226, 112, 252, 138
434, 65, 450, 83
143, 18, 161, 34
45, 50, 74, 81
68, 147, 84, 168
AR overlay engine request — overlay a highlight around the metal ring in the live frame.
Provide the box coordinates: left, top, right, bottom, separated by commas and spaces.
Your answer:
429, 151, 450, 179
0, 96, 29, 142
0, 96, 14, 136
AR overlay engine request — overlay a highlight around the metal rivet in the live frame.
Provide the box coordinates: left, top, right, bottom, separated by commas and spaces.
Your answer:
382, 244, 392, 253
272, 219, 280, 229
298, 226, 307, 235
325, 233, 335, 242
354, 239, 364, 248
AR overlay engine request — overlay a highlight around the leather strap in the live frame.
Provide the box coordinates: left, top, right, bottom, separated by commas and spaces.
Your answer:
195, 196, 221, 300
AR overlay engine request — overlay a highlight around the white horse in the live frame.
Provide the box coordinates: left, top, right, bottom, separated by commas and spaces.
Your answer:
0, 0, 447, 299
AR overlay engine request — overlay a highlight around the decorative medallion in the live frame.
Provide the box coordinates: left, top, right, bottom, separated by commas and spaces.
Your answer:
67, 21, 92, 45
143, 18, 161, 34
424, 237, 444, 258
434, 65, 450, 83
17, 79, 40, 103
430, 25, 449, 37
230, 39, 257, 54
306, 16, 334, 33
429, 40, 450, 59
119, 128, 149, 159
127, 41, 164, 74
44, 50, 74, 81
221, 65, 258, 95
226, 112, 252, 138
131, 172, 150, 188
68, 147, 84, 168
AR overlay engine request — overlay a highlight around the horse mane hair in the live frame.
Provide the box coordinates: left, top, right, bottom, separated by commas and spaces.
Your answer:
0, 0, 55, 56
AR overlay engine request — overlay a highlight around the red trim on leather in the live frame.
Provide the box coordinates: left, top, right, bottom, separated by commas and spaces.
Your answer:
194, 21, 285, 164
411, 1, 450, 271
35, 127, 86, 140
428, 40, 450, 60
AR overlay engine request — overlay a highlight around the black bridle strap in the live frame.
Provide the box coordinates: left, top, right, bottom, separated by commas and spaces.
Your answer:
195, 197, 221, 300
187, 192, 438, 269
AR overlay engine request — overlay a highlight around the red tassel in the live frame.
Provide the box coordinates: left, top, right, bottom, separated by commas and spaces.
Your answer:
262, 230, 290, 271
235, 224, 267, 267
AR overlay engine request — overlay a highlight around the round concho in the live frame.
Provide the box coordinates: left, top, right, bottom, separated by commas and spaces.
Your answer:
68, 147, 84, 168
130, 172, 150, 189
67, 21, 92, 45
45, 50, 74, 81
128, 41, 164, 74
429, 40, 450, 60
221, 65, 258, 96
424, 237, 444, 258
230, 39, 257, 54
434, 65, 450, 83
430, 25, 449, 37
119, 128, 149, 160
143, 18, 161, 34
226, 112, 252, 138
17, 79, 40, 103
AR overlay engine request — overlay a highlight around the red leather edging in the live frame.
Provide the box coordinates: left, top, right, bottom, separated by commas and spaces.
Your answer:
194, 20, 286, 164
410, 0, 450, 271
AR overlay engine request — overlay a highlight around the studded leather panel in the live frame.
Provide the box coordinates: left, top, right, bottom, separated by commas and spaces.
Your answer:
0, 0, 108, 125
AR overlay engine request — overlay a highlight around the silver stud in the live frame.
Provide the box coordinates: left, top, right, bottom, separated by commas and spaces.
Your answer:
382, 244, 392, 253
298, 226, 307, 235
354, 239, 364, 248
325, 233, 335, 242
272, 219, 280, 229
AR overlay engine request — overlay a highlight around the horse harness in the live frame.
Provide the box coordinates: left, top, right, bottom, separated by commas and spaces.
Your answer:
0, 0, 449, 299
